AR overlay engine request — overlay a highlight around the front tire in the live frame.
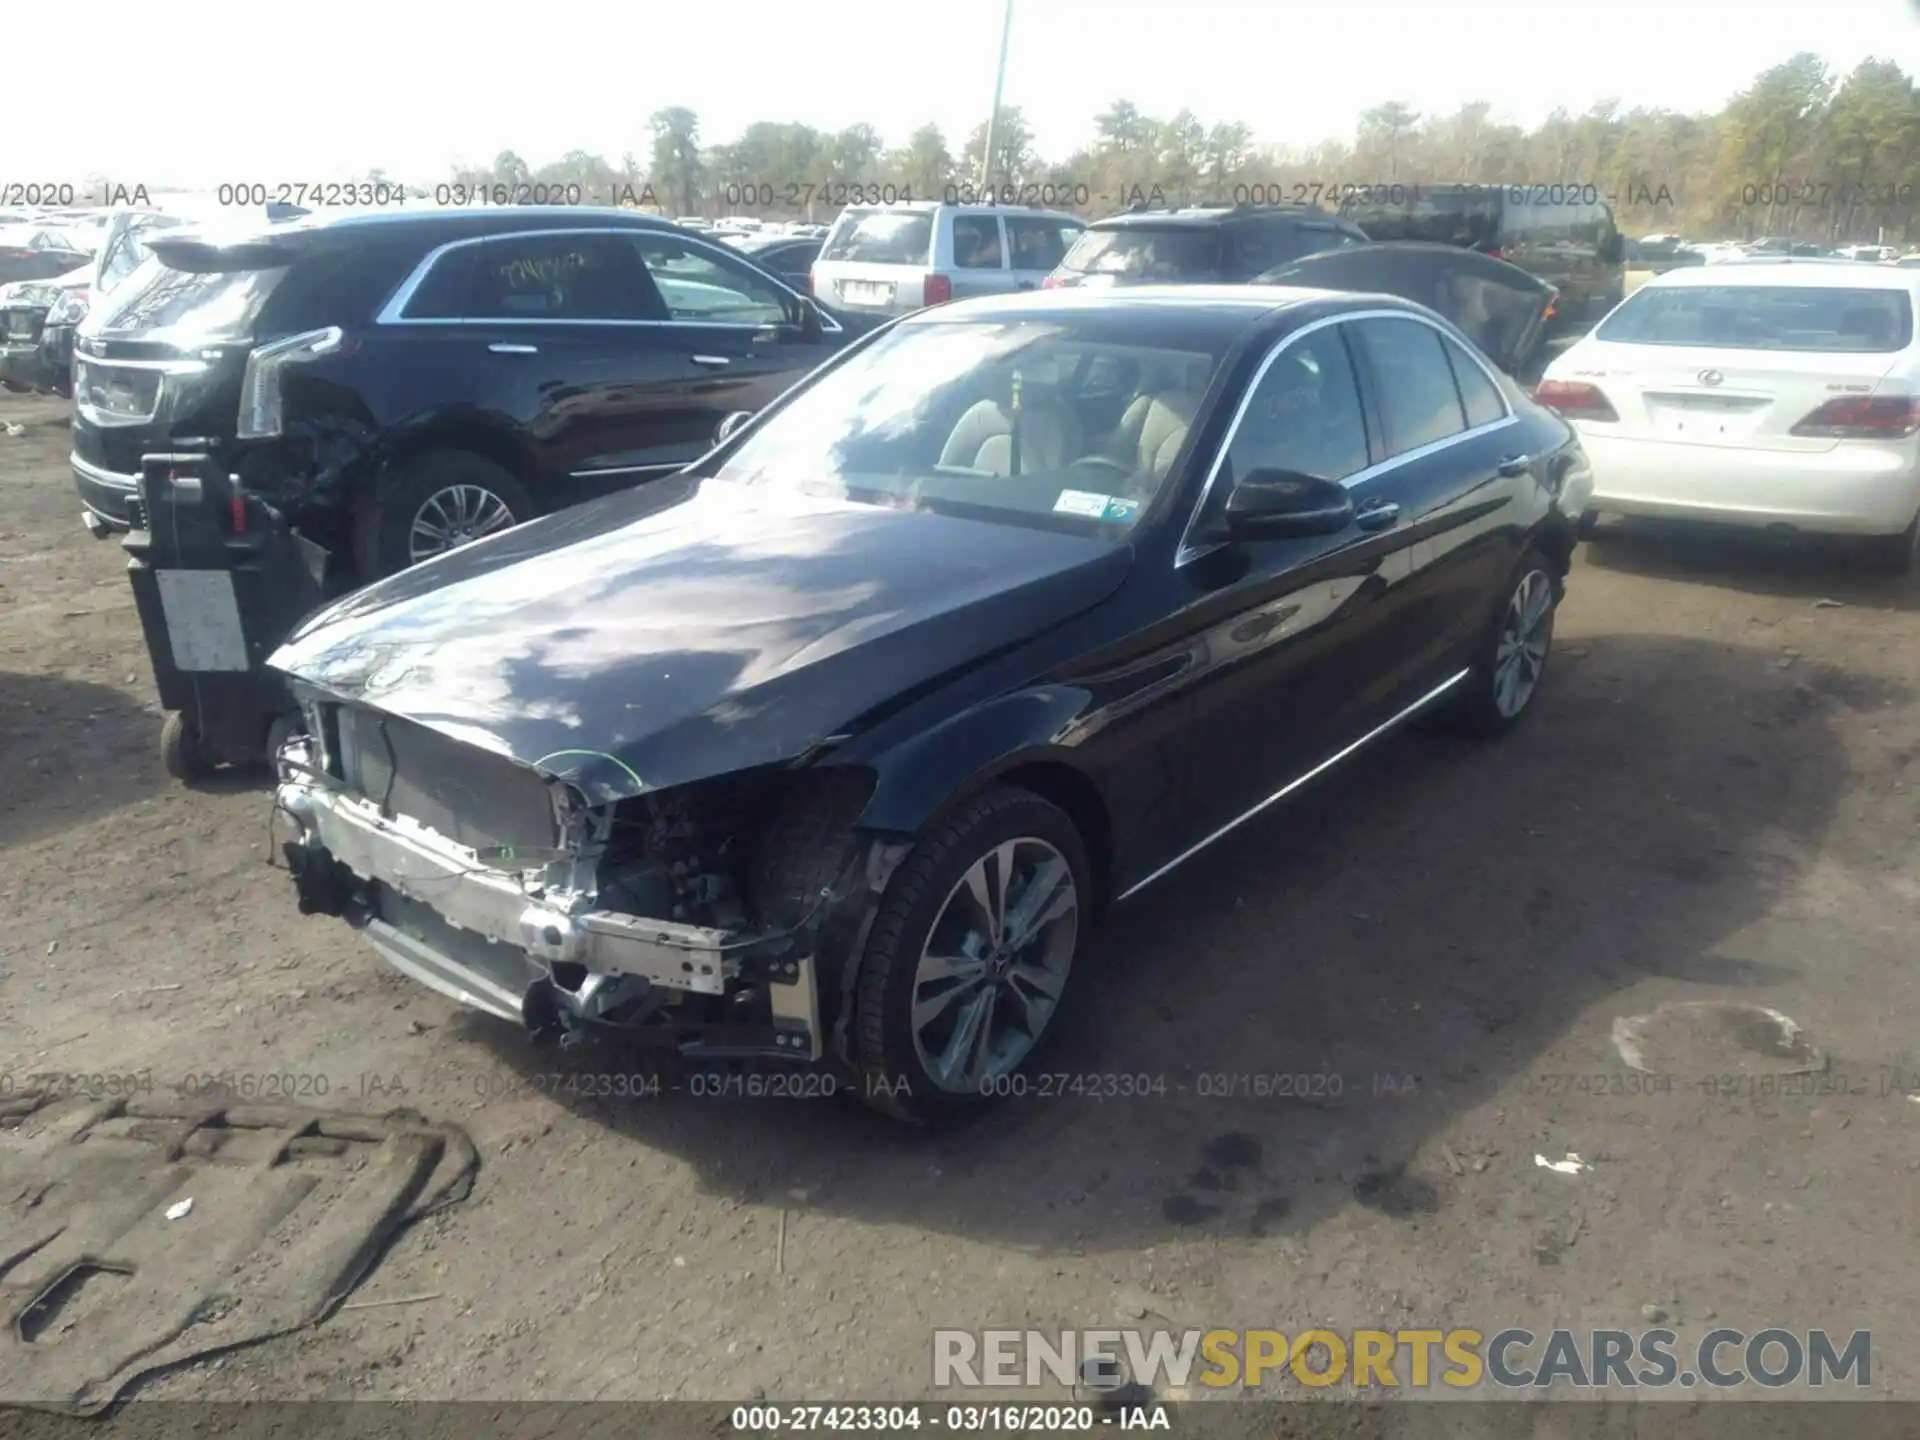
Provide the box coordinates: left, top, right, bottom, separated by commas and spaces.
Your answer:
354, 451, 535, 581
853, 786, 1092, 1124
1436, 549, 1559, 738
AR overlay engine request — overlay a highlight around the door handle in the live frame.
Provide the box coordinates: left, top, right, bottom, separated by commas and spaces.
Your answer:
1015, 281, 1036, 290
1355, 500, 1400, 531
690, 354, 731, 367
1497, 454, 1532, 477
488, 342, 538, 355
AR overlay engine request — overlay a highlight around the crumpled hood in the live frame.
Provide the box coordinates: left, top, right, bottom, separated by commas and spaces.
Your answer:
271, 477, 1132, 803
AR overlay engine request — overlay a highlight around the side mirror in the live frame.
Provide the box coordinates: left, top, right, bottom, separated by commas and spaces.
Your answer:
715, 411, 754, 446
1224, 469, 1355, 539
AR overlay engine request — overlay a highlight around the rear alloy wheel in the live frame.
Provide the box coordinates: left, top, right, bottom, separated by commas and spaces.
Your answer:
1435, 550, 1559, 737
855, 787, 1091, 1123
355, 451, 535, 580
407, 483, 518, 564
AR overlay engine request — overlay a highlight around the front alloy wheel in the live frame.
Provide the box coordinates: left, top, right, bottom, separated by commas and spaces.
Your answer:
910, 838, 1080, 1092
409, 483, 518, 564
854, 785, 1093, 1122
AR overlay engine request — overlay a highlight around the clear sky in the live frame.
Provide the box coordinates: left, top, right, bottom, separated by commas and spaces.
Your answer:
17, 0, 1917, 189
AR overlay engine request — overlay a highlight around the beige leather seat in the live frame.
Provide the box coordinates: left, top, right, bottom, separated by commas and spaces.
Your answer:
939, 391, 1082, 475
1112, 389, 1204, 483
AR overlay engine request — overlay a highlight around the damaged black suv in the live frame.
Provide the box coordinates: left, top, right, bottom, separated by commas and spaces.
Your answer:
70, 208, 853, 578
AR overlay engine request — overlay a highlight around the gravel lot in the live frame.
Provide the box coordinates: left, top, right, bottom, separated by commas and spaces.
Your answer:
4, 386, 1920, 1411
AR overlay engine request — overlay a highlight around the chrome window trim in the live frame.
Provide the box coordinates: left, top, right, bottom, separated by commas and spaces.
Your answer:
1173, 307, 1517, 568
375, 226, 838, 334
1116, 667, 1472, 901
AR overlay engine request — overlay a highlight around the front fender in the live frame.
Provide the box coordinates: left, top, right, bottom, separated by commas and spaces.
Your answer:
850, 685, 1095, 835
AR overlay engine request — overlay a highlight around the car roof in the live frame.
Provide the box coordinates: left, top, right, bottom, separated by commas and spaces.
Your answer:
911, 283, 1397, 331
1642, 260, 1920, 291
215, 206, 680, 250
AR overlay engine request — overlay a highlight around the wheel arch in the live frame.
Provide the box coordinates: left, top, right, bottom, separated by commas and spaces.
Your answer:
850, 688, 1117, 913
372, 412, 551, 511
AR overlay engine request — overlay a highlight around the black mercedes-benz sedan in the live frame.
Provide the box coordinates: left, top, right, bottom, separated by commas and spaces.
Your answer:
268, 283, 1594, 1122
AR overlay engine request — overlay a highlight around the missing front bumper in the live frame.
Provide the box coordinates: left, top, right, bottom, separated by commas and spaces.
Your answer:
274, 750, 825, 1060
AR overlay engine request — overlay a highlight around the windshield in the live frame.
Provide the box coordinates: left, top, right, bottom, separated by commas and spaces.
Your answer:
821, 210, 936, 265
713, 318, 1227, 538
1596, 284, 1914, 353
1060, 227, 1222, 280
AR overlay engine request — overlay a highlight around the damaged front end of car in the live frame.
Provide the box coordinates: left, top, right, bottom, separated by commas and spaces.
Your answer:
270, 690, 897, 1066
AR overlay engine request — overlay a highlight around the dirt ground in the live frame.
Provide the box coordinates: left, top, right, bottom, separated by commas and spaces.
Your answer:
5, 386, 1920, 1412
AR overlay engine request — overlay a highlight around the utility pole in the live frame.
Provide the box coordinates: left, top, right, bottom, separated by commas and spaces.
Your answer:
979, 0, 1014, 194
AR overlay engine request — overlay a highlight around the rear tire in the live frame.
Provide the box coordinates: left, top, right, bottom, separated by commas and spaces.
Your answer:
1862, 512, 1919, 576
353, 451, 535, 581
1433, 548, 1559, 738
161, 711, 211, 782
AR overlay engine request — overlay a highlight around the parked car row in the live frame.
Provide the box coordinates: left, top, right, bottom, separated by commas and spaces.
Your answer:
1, 202, 311, 397
0, 224, 101, 394
1626, 235, 1917, 270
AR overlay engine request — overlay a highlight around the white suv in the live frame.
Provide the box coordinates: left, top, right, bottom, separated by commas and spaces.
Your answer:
811, 202, 1085, 318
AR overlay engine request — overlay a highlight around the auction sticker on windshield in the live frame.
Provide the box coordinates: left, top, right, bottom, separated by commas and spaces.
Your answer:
1054, 490, 1139, 522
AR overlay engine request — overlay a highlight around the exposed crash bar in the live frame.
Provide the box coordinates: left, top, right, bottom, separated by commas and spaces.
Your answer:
279, 752, 734, 997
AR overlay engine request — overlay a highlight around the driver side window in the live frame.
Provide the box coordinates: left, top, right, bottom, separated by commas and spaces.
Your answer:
1225, 325, 1371, 484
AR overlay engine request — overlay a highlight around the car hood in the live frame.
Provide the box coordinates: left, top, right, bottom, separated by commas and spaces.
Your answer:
1255, 241, 1554, 375
270, 477, 1132, 804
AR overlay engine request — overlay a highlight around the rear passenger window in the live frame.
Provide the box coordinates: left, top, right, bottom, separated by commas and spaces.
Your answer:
1353, 318, 1468, 456
952, 215, 1004, 270
1442, 336, 1507, 429
1005, 217, 1080, 271
400, 246, 474, 319
1227, 325, 1371, 483
465, 234, 664, 321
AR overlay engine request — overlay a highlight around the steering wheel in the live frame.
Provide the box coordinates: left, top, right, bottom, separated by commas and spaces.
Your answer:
1067, 455, 1138, 486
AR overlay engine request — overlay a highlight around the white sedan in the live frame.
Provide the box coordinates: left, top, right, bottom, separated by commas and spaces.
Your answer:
1538, 261, 1920, 571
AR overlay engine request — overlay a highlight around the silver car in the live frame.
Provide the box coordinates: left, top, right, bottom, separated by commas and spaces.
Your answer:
810, 202, 1085, 318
